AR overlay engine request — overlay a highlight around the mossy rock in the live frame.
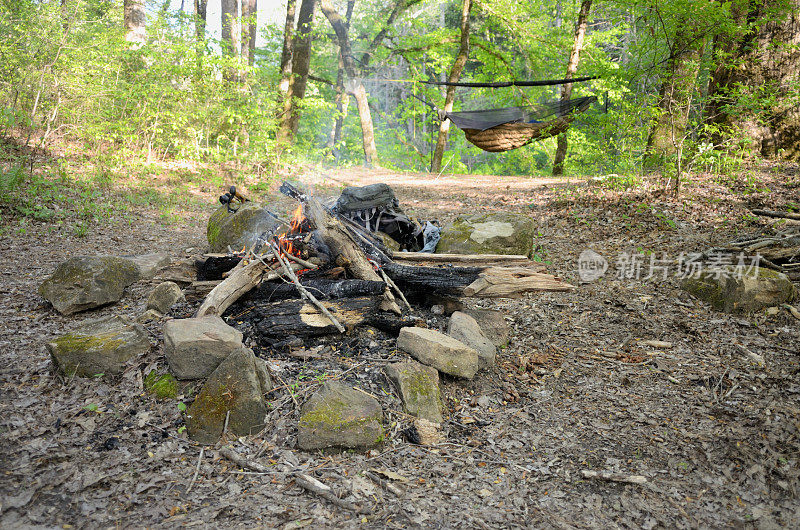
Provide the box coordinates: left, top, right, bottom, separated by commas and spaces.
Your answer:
186, 348, 268, 444
436, 212, 536, 256
144, 371, 178, 400
385, 361, 443, 423
682, 266, 797, 314
207, 203, 281, 253
297, 381, 383, 451
39, 256, 141, 315
47, 315, 150, 377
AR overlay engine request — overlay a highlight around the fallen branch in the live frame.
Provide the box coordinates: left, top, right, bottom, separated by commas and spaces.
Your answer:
187, 447, 204, 493
294, 473, 370, 514
219, 446, 272, 473
364, 470, 404, 497
751, 208, 800, 221
581, 470, 647, 484
393, 252, 540, 268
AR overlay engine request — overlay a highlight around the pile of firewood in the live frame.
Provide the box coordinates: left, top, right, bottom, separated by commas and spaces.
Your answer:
191, 182, 573, 340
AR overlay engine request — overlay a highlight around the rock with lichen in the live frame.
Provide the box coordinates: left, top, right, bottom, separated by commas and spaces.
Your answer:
397, 327, 479, 379
186, 347, 270, 444
384, 361, 443, 423
297, 382, 383, 451
682, 266, 797, 313
207, 203, 280, 253
436, 212, 535, 256
47, 315, 150, 377
39, 256, 141, 315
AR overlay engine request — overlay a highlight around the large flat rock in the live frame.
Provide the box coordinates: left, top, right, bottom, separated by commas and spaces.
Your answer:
396, 327, 479, 379
436, 212, 535, 256
461, 308, 510, 348
297, 382, 383, 451
47, 315, 150, 377
39, 256, 141, 315
163, 315, 243, 380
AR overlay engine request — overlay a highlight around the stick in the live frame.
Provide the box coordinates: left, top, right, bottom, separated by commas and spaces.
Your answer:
219, 446, 271, 473
751, 208, 800, 221
282, 252, 319, 270
580, 470, 647, 484
294, 473, 370, 514
271, 243, 346, 333
379, 268, 412, 310
393, 252, 534, 265
187, 447, 204, 493
364, 471, 404, 496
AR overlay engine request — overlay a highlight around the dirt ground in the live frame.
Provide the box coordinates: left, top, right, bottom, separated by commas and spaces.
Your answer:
1, 163, 799, 528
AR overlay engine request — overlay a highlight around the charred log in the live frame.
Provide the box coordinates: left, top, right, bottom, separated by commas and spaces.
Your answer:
196, 255, 241, 280
243, 279, 386, 303
245, 296, 382, 338
382, 263, 481, 296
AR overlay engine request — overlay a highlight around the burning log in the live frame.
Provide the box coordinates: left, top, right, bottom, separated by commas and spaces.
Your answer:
281, 182, 402, 314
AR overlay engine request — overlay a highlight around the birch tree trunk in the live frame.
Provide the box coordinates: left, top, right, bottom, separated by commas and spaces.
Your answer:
552, 0, 592, 176
326, 0, 355, 155
430, 0, 471, 174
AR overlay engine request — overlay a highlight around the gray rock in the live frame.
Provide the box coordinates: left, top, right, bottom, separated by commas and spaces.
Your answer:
126, 253, 171, 279
682, 266, 797, 313
384, 361, 443, 423
146, 281, 185, 314
297, 381, 384, 451
136, 309, 163, 323
207, 203, 281, 253
462, 308, 510, 348
163, 316, 243, 380
448, 311, 496, 369
436, 212, 535, 256
254, 357, 273, 394
187, 348, 268, 444
39, 256, 141, 315
396, 327, 479, 379
47, 315, 150, 377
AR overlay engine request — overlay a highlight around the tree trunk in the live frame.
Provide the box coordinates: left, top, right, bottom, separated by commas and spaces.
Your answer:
194, 0, 208, 41
552, 0, 592, 176
241, 0, 257, 66
430, 0, 471, 174
277, 0, 297, 103
123, 0, 146, 47
644, 28, 705, 171
220, 0, 237, 57
278, 0, 316, 145
705, 0, 800, 160
321, 0, 378, 165
326, 0, 355, 155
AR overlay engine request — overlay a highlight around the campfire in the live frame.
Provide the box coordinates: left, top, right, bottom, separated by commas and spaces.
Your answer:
192, 182, 573, 350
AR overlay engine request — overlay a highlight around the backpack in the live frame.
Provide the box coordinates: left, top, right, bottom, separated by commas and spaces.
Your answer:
333, 184, 438, 252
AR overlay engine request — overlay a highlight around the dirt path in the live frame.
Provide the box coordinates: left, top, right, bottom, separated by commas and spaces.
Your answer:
1, 165, 799, 528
